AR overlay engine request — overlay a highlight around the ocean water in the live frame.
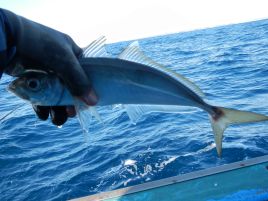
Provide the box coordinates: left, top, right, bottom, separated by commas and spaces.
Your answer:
1, 19, 268, 201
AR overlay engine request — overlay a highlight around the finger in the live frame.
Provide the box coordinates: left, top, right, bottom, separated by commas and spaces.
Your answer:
32, 105, 49, 120
66, 106, 76, 117
64, 34, 83, 57
49, 106, 68, 126
78, 88, 98, 106
57, 55, 91, 97
44, 36, 91, 97
61, 37, 91, 96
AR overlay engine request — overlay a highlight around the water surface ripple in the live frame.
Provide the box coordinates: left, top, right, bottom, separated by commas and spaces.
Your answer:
1, 20, 268, 201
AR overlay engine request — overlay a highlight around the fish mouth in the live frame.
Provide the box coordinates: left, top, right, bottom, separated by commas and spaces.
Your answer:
12, 91, 29, 100
7, 83, 16, 92
7, 82, 30, 100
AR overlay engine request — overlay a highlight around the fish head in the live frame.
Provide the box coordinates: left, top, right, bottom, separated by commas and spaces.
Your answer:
8, 70, 64, 105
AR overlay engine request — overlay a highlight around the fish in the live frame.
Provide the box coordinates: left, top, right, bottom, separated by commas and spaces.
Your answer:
7, 36, 268, 157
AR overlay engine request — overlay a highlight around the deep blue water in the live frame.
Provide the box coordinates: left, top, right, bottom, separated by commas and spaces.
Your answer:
1, 20, 268, 201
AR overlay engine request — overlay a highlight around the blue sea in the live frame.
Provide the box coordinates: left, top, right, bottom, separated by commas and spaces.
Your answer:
1, 20, 268, 201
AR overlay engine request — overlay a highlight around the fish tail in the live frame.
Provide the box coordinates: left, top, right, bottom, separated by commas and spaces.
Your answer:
208, 106, 268, 157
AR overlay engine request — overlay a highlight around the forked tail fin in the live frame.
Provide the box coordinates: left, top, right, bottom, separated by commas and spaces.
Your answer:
209, 107, 268, 157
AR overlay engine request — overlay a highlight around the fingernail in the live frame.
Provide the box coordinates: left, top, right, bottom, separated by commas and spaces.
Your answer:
80, 89, 98, 106
66, 106, 76, 117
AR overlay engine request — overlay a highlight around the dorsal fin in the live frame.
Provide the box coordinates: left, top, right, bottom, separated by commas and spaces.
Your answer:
83, 36, 108, 57
119, 41, 205, 98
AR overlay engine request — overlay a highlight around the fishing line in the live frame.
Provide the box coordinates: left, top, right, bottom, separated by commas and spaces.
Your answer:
0, 104, 24, 123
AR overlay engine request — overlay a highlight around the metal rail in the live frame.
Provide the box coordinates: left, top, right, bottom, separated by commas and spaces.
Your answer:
70, 155, 268, 201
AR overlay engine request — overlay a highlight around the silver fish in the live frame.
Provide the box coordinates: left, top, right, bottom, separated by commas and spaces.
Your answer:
8, 37, 268, 156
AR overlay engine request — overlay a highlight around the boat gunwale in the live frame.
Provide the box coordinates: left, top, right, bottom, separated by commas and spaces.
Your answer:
70, 155, 268, 201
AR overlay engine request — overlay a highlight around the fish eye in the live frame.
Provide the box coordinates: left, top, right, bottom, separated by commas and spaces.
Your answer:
26, 78, 41, 91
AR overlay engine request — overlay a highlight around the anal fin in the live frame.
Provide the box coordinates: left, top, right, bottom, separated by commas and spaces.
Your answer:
124, 104, 197, 124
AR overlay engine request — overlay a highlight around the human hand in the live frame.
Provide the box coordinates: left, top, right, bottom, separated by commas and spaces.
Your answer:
3, 9, 98, 125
